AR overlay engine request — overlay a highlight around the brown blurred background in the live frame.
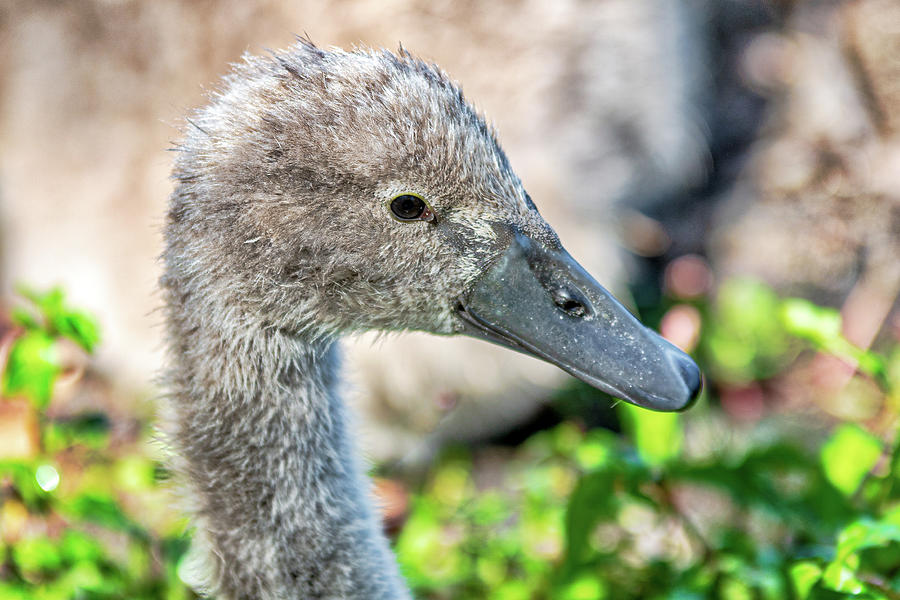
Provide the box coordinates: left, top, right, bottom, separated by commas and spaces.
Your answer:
1, 0, 897, 461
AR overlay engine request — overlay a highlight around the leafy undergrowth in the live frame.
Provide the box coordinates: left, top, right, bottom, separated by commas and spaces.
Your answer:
1, 281, 899, 599
396, 279, 900, 599
396, 418, 900, 599
0, 288, 194, 600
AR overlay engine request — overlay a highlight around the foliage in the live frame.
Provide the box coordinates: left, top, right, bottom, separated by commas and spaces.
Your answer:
0, 288, 194, 599
2, 280, 899, 599
3, 287, 100, 408
396, 278, 900, 599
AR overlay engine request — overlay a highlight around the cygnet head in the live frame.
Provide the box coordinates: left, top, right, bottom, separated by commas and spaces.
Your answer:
165, 40, 700, 411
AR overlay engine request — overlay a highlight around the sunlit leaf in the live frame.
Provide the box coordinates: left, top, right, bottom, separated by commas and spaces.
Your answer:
821, 425, 882, 497
15, 285, 101, 352
553, 422, 585, 456
431, 461, 472, 509
475, 553, 506, 587
835, 518, 900, 565
58, 560, 106, 593
790, 561, 823, 599
12, 535, 63, 574
2, 462, 52, 508
116, 456, 157, 492
2, 330, 59, 408
0, 583, 31, 600
574, 435, 612, 471
558, 573, 606, 600
719, 576, 753, 600
780, 298, 886, 382
395, 498, 470, 588
780, 298, 842, 345
619, 403, 682, 467
821, 553, 863, 594
53, 310, 101, 352
704, 278, 793, 382
60, 529, 105, 563
853, 351, 887, 383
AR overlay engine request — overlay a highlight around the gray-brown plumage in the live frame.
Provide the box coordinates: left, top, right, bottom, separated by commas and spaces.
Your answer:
162, 39, 699, 599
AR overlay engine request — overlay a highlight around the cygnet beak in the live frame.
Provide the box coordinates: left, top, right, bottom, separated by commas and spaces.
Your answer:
457, 231, 701, 411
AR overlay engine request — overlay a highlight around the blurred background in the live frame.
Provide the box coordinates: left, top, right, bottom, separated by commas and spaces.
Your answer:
1, 0, 899, 598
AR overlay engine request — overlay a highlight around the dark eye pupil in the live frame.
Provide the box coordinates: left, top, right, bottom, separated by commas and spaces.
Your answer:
391, 195, 426, 220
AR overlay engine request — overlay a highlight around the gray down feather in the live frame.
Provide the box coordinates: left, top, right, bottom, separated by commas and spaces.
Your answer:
162, 39, 559, 599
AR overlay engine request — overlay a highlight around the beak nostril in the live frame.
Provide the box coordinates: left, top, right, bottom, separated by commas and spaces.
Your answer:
561, 299, 585, 316
552, 289, 588, 318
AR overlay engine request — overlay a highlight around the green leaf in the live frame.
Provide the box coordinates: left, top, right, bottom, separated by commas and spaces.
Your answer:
44, 413, 112, 452
574, 435, 612, 471
10, 306, 40, 330
821, 553, 863, 594
821, 425, 883, 497
669, 443, 853, 536
719, 576, 753, 600
791, 561, 823, 599
857, 541, 900, 580
493, 579, 533, 600
17, 285, 64, 327
619, 403, 682, 467
395, 498, 470, 588
2, 330, 59, 407
116, 456, 158, 492
12, 535, 63, 574
0, 583, 31, 600
15, 285, 101, 352
54, 310, 101, 353
63, 492, 149, 541
0, 461, 52, 508
780, 298, 887, 382
806, 586, 862, 599
812, 518, 900, 598
780, 298, 843, 346
60, 529, 106, 563
835, 518, 900, 559
563, 469, 618, 566
853, 350, 887, 383
557, 573, 607, 600
704, 278, 793, 382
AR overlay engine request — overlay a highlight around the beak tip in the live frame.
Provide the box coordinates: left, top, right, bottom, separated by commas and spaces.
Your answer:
674, 353, 703, 411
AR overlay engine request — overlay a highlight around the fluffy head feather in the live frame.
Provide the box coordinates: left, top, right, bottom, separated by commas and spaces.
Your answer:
165, 40, 555, 344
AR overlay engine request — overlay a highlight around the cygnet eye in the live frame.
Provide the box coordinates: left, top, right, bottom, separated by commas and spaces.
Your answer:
389, 194, 434, 223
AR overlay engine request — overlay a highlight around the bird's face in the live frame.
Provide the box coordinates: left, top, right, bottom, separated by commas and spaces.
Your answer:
172, 44, 700, 411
